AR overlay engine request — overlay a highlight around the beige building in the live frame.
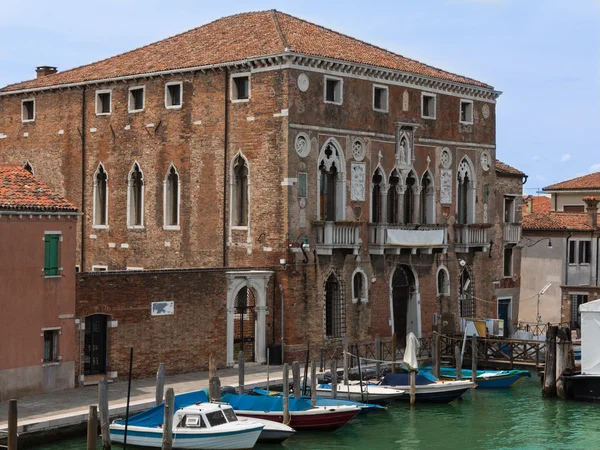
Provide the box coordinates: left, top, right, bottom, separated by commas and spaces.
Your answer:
544, 172, 600, 212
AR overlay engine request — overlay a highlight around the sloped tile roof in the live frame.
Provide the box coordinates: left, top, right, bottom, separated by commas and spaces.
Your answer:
0, 166, 78, 212
523, 211, 595, 232
522, 195, 551, 216
0, 10, 492, 93
496, 160, 526, 177
543, 172, 600, 191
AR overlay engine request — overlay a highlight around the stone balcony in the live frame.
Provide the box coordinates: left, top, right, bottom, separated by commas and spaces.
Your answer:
314, 222, 362, 255
503, 223, 521, 244
368, 224, 448, 255
454, 224, 491, 253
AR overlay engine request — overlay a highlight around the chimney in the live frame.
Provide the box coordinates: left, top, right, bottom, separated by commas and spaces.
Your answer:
583, 196, 599, 229
36, 66, 57, 78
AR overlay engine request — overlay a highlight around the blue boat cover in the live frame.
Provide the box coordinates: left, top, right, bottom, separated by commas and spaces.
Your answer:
116, 389, 210, 428
381, 371, 437, 386
221, 393, 314, 412
251, 387, 384, 411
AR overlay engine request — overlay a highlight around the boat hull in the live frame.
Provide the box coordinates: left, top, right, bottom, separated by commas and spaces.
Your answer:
380, 382, 474, 403
315, 384, 404, 405
563, 374, 600, 402
234, 408, 359, 431
432, 368, 530, 389
238, 417, 295, 443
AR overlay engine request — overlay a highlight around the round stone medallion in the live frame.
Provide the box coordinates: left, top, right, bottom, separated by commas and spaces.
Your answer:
440, 147, 452, 169
481, 150, 491, 171
297, 73, 309, 92
294, 132, 311, 158
482, 104, 490, 119
352, 139, 366, 162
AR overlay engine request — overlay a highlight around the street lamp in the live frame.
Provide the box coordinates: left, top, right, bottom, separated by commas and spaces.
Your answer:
537, 282, 552, 324
523, 237, 553, 249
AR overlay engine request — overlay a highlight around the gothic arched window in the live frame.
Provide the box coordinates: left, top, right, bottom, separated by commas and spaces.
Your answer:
93, 164, 108, 227
164, 164, 180, 228
127, 162, 144, 227
232, 155, 249, 227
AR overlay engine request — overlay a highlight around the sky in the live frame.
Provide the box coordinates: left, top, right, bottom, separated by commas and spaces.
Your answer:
1, 0, 599, 193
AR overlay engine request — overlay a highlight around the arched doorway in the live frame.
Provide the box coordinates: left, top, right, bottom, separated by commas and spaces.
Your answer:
390, 265, 421, 347
234, 287, 256, 362
84, 314, 108, 376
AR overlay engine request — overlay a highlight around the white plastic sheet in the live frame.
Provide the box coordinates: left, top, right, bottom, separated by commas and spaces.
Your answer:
403, 332, 419, 370
580, 299, 600, 375
386, 229, 444, 247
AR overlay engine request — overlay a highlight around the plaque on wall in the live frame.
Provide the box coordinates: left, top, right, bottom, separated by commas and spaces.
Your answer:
151, 301, 174, 316
440, 169, 453, 204
351, 162, 366, 201
297, 73, 310, 92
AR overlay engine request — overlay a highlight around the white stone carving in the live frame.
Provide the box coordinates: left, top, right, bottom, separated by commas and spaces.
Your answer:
351, 162, 366, 201
402, 90, 409, 112
482, 104, 490, 119
295, 132, 311, 158
440, 169, 453, 204
481, 150, 491, 171
297, 73, 309, 92
440, 147, 452, 169
352, 139, 366, 162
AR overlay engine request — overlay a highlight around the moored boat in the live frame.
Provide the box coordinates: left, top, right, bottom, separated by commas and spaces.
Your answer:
421, 366, 531, 388
237, 417, 295, 443
378, 372, 475, 403
315, 382, 405, 405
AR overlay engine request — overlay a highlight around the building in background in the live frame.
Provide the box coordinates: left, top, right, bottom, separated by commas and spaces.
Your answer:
543, 172, 600, 212
0, 11, 524, 381
522, 195, 551, 216
0, 166, 79, 400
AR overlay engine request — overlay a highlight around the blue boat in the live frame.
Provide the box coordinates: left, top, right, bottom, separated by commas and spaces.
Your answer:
421, 367, 531, 388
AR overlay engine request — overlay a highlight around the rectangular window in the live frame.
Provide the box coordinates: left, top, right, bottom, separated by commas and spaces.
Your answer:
165, 82, 182, 108
460, 100, 474, 124
421, 93, 436, 119
504, 197, 515, 223
91, 265, 108, 272
324, 76, 343, 104
298, 172, 307, 198
43, 330, 59, 362
503, 246, 513, 278
44, 234, 60, 277
571, 294, 588, 329
128, 86, 145, 112
373, 85, 389, 112
95, 90, 112, 115
579, 241, 591, 264
231, 75, 250, 101
569, 240, 576, 264
563, 205, 585, 213
22, 99, 35, 122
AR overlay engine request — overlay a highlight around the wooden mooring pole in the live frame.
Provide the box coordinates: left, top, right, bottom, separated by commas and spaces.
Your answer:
343, 340, 349, 384
282, 363, 290, 424
86, 405, 98, 450
162, 388, 174, 450
433, 332, 440, 379
471, 336, 478, 384
123, 347, 134, 450
209, 353, 221, 402
409, 370, 416, 407
310, 360, 317, 406
331, 359, 338, 399
391, 333, 397, 374
543, 326, 558, 398
556, 327, 570, 400
375, 334, 381, 378
98, 378, 111, 450
156, 363, 166, 405
238, 351, 245, 394
455, 344, 462, 380
8, 399, 17, 450
292, 361, 301, 399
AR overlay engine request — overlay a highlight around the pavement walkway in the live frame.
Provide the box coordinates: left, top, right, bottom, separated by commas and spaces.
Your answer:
0, 364, 282, 436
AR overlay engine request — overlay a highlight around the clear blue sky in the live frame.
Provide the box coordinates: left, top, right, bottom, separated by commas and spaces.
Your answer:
1, 0, 598, 192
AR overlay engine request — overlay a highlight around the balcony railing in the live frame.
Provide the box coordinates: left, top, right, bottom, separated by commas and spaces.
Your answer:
454, 224, 490, 253
503, 223, 521, 244
314, 222, 362, 255
368, 224, 448, 255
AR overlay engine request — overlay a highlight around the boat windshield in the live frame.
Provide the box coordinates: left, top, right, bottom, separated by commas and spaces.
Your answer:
222, 408, 238, 422
205, 410, 228, 427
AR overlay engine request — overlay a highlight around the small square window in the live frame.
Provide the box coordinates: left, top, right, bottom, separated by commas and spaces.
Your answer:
95, 91, 112, 115
373, 85, 389, 112
128, 86, 145, 112
43, 330, 59, 363
92, 265, 108, 272
421, 93, 436, 119
324, 76, 343, 104
22, 99, 35, 122
232, 75, 250, 101
460, 100, 473, 124
165, 82, 182, 108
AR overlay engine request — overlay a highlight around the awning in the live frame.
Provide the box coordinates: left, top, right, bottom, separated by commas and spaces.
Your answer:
386, 228, 445, 247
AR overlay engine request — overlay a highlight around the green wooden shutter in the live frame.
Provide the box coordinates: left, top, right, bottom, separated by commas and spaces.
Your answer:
44, 234, 60, 276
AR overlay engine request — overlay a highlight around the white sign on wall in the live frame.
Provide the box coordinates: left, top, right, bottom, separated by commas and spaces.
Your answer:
151, 301, 174, 316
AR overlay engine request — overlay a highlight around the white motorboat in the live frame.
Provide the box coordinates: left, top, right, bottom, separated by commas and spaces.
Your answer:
110, 402, 264, 449
238, 417, 295, 443
315, 382, 405, 404
378, 372, 475, 403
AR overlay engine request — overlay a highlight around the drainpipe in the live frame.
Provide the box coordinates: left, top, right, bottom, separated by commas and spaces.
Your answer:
281, 287, 285, 362
222, 69, 229, 268
565, 234, 572, 286
81, 86, 87, 271
596, 235, 600, 288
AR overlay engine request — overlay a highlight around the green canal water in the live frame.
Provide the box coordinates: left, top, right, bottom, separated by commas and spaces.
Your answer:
30, 373, 600, 450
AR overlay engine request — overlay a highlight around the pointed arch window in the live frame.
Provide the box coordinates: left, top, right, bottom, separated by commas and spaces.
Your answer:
457, 158, 476, 225
437, 267, 450, 296
371, 169, 384, 223
388, 170, 400, 224
232, 155, 249, 227
127, 162, 144, 228
164, 165, 180, 228
318, 140, 346, 222
352, 269, 368, 304
23, 161, 34, 175
325, 273, 345, 338
404, 174, 416, 224
421, 171, 434, 224
93, 164, 108, 227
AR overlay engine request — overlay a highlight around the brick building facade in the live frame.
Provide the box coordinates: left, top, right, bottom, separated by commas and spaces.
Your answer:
0, 11, 525, 380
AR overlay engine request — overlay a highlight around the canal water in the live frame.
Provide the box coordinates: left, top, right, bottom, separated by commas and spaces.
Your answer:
30, 373, 600, 450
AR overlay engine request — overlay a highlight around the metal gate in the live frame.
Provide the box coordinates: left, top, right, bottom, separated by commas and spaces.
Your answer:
84, 314, 108, 376
234, 287, 256, 362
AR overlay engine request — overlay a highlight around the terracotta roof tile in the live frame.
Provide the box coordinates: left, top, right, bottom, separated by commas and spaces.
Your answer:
522, 195, 551, 216
496, 160, 525, 177
523, 211, 595, 232
0, 10, 492, 93
0, 166, 78, 212
543, 172, 600, 191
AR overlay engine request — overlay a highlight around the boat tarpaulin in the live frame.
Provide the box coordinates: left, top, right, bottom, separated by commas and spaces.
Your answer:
386, 229, 444, 247
116, 389, 210, 428
580, 299, 600, 375
221, 393, 313, 412
381, 372, 437, 386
